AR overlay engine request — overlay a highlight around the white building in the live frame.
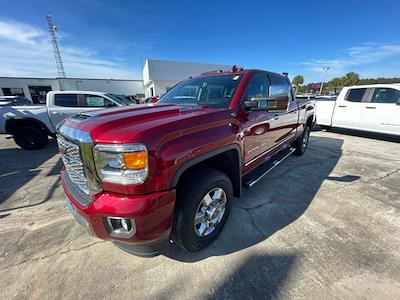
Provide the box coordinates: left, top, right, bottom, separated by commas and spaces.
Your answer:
142, 59, 233, 97
0, 59, 235, 102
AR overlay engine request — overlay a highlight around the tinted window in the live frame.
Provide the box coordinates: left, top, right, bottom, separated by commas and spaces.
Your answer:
244, 73, 270, 100
84, 95, 114, 107
269, 73, 289, 85
54, 94, 78, 107
2, 88, 25, 97
29, 86, 52, 104
158, 74, 242, 108
270, 85, 290, 97
345, 88, 366, 102
371, 88, 400, 103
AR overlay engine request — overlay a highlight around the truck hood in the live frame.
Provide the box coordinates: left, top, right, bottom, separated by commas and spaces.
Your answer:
62, 103, 234, 145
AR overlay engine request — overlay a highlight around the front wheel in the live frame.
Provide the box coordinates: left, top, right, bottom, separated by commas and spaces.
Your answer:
172, 168, 233, 252
294, 125, 310, 156
13, 126, 48, 150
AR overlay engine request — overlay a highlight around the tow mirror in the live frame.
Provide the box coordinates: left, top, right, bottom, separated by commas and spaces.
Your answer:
244, 95, 289, 112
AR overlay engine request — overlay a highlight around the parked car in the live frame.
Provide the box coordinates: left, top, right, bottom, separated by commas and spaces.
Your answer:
315, 84, 400, 136
0, 96, 33, 106
127, 95, 141, 104
0, 91, 131, 150
144, 96, 160, 103
57, 67, 315, 256
112, 94, 140, 104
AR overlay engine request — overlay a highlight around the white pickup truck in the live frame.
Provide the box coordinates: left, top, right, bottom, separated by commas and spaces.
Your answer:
0, 91, 131, 150
316, 84, 400, 136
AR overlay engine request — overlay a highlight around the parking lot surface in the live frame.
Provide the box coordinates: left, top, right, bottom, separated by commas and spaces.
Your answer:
0, 130, 399, 299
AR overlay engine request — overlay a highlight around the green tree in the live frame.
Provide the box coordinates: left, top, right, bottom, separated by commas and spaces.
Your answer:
292, 75, 304, 94
343, 72, 360, 86
329, 77, 343, 94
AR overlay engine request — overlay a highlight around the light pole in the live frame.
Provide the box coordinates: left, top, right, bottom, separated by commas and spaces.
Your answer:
319, 67, 330, 95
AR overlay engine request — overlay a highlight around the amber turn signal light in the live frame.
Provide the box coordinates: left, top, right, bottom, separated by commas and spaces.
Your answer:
122, 151, 147, 169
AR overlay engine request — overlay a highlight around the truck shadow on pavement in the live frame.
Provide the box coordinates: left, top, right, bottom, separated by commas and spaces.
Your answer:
0, 138, 62, 211
164, 136, 345, 264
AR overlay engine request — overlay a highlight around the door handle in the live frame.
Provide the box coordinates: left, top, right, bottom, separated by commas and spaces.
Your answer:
338, 105, 347, 108
52, 111, 64, 115
365, 106, 376, 109
273, 115, 279, 120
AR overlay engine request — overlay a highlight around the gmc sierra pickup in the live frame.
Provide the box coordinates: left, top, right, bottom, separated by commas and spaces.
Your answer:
57, 67, 315, 256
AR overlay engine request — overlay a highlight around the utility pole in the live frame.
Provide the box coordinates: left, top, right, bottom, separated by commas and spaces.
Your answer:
319, 67, 330, 95
46, 15, 66, 78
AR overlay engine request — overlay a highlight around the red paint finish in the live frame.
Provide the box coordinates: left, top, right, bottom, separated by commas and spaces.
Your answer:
59, 68, 315, 250
62, 172, 176, 244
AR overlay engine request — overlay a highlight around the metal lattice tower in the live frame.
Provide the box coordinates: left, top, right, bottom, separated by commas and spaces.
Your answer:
46, 15, 66, 78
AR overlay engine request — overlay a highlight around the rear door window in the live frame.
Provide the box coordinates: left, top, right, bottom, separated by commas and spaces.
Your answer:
84, 95, 115, 107
345, 88, 367, 102
371, 88, 400, 103
54, 94, 78, 107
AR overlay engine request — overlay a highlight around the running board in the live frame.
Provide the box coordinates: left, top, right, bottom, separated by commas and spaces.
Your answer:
243, 147, 296, 188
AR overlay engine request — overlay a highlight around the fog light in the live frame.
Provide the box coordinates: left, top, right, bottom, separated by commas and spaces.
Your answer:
106, 217, 136, 238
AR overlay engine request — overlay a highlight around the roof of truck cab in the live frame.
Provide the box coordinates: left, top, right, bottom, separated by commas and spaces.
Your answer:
198, 69, 287, 79
345, 83, 400, 89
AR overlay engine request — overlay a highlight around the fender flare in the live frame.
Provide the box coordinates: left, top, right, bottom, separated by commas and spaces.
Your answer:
171, 144, 242, 196
5, 117, 52, 135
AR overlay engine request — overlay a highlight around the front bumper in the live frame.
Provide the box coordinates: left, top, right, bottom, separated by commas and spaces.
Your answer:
61, 171, 176, 256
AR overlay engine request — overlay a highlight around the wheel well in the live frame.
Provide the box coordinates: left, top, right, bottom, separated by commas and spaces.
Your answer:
306, 115, 314, 127
174, 149, 241, 198
5, 118, 50, 136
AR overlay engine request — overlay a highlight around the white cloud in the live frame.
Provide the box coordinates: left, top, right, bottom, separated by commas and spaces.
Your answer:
0, 19, 141, 79
300, 42, 400, 80
0, 19, 45, 44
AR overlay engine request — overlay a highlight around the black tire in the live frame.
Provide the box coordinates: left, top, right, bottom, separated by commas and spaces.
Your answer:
13, 126, 48, 150
172, 168, 233, 252
294, 125, 311, 156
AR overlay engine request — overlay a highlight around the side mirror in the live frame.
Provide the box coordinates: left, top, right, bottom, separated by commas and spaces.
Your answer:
244, 95, 289, 112
397, 98, 400, 106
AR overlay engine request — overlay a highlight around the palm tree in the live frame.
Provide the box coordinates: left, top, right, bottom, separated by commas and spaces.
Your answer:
343, 72, 360, 86
292, 75, 304, 94
329, 77, 343, 94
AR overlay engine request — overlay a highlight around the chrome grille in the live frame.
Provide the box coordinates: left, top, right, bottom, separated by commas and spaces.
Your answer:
57, 136, 89, 194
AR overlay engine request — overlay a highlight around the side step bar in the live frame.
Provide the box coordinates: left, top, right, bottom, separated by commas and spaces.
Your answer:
243, 147, 296, 188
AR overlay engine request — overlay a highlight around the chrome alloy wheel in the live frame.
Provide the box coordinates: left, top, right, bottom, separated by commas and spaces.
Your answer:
194, 188, 227, 237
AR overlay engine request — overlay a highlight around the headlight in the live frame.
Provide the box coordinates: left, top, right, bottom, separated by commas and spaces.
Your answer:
93, 144, 148, 185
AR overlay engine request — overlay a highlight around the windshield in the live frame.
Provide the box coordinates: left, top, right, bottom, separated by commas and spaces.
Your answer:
158, 74, 243, 108
106, 94, 131, 105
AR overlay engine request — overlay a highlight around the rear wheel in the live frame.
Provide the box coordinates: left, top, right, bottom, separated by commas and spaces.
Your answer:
294, 125, 310, 156
13, 126, 48, 150
172, 168, 233, 252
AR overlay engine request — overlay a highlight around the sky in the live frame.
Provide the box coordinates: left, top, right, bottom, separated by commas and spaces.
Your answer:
0, 0, 399, 83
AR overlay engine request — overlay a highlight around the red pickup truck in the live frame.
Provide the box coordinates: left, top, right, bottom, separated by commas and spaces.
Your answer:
57, 67, 315, 256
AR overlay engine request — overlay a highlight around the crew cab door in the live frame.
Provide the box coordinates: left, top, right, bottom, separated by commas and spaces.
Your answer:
48, 93, 83, 129
359, 87, 400, 135
48, 93, 119, 129
241, 73, 295, 170
332, 87, 368, 129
